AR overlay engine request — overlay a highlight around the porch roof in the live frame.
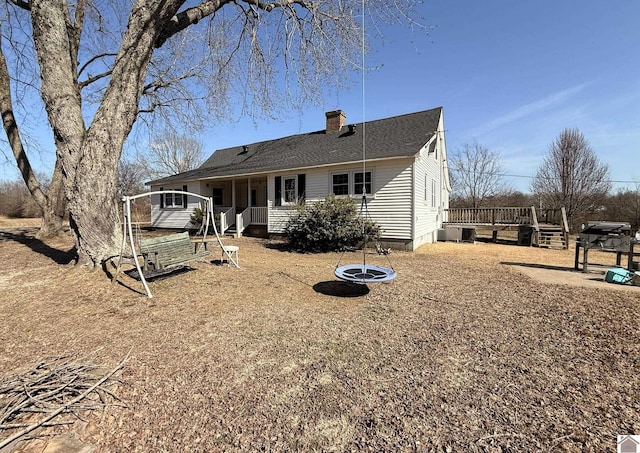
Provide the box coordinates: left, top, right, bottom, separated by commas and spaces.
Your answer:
149, 107, 442, 185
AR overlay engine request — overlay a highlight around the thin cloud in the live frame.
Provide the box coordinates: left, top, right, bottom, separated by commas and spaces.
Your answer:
472, 83, 590, 136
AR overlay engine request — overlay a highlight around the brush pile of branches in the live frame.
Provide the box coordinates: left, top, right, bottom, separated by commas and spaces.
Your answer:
0, 353, 128, 449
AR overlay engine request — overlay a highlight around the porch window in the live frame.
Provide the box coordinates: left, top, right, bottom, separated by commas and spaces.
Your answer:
332, 173, 349, 195
212, 188, 223, 207
354, 171, 372, 195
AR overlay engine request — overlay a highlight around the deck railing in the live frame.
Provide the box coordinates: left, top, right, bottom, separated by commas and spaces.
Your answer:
444, 207, 534, 226
537, 207, 570, 232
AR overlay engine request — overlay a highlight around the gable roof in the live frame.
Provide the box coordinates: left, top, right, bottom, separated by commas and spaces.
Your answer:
149, 107, 442, 185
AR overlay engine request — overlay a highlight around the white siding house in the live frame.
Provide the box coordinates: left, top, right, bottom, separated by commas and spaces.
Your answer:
148, 107, 451, 251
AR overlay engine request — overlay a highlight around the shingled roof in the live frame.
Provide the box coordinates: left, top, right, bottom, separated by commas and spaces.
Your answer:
149, 107, 442, 185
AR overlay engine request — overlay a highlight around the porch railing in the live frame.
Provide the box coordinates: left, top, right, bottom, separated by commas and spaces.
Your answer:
236, 207, 268, 236
219, 207, 234, 234
249, 207, 268, 225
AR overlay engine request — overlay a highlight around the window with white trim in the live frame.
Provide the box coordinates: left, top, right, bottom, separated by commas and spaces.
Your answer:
284, 176, 297, 204
275, 174, 305, 206
330, 170, 373, 196
160, 186, 186, 209
332, 173, 349, 195
354, 171, 372, 195
165, 192, 183, 208
431, 179, 437, 207
424, 174, 428, 202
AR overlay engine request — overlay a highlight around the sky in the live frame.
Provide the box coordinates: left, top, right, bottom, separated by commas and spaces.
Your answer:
1, 0, 639, 194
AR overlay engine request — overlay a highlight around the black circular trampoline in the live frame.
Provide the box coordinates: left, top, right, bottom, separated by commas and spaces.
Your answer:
334, 264, 397, 284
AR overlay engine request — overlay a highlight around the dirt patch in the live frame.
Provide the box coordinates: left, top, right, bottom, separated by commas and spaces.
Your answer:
1, 227, 639, 452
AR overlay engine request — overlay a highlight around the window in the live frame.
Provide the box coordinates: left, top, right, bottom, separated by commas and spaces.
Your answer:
425, 175, 428, 202
165, 192, 182, 208
284, 177, 296, 203
212, 188, 223, 207
431, 179, 437, 207
160, 186, 186, 208
332, 173, 349, 195
330, 170, 373, 196
275, 174, 304, 206
354, 171, 372, 195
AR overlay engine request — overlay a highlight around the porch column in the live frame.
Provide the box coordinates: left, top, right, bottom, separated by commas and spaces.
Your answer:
248, 178, 252, 208
231, 180, 236, 213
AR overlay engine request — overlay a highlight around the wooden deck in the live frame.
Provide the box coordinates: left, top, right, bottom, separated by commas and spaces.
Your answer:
443, 206, 570, 248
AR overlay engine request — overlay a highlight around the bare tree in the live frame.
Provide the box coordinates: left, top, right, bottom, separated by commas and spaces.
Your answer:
602, 185, 640, 231
0, 0, 423, 267
531, 128, 611, 230
137, 133, 203, 180
117, 158, 147, 197
449, 141, 509, 208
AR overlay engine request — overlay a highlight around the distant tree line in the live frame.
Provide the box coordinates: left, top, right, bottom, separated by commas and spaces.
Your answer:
449, 128, 639, 232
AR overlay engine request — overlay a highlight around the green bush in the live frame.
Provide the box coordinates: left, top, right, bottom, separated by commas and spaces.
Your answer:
284, 195, 380, 252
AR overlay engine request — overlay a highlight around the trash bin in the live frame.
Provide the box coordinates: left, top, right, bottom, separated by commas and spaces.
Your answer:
518, 225, 534, 246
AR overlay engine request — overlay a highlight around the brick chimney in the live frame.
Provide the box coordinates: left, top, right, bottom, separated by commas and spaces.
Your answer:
325, 110, 346, 132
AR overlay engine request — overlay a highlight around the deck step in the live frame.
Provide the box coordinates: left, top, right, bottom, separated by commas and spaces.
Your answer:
537, 229, 567, 249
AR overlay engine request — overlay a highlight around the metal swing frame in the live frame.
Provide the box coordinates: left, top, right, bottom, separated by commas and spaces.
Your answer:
113, 190, 238, 298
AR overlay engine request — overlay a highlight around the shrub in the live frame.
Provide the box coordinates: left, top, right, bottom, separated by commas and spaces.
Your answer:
284, 195, 380, 252
0, 179, 42, 218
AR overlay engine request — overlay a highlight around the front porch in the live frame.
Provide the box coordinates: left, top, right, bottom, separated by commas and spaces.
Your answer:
214, 206, 269, 237
203, 176, 269, 237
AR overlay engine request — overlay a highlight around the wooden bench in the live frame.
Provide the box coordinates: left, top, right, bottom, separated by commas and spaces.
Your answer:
140, 232, 209, 272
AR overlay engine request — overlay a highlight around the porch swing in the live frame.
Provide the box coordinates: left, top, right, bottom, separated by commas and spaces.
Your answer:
333, 2, 396, 285
112, 190, 238, 298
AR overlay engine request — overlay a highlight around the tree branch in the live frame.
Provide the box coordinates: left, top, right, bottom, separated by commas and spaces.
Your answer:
78, 53, 117, 77
154, 0, 325, 48
155, 1, 230, 48
79, 69, 112, 89
7, 0, 30, 11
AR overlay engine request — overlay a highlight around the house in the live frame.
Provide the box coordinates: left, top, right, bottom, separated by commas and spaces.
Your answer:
147, 107, 450, 251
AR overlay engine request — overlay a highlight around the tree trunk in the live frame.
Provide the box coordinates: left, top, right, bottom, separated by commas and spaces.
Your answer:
37, 162, 67, 238
29, 1, 184, 266
65, 138, 123, 265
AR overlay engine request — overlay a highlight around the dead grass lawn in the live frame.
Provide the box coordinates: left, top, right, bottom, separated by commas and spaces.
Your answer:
0, 221, 639, 452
